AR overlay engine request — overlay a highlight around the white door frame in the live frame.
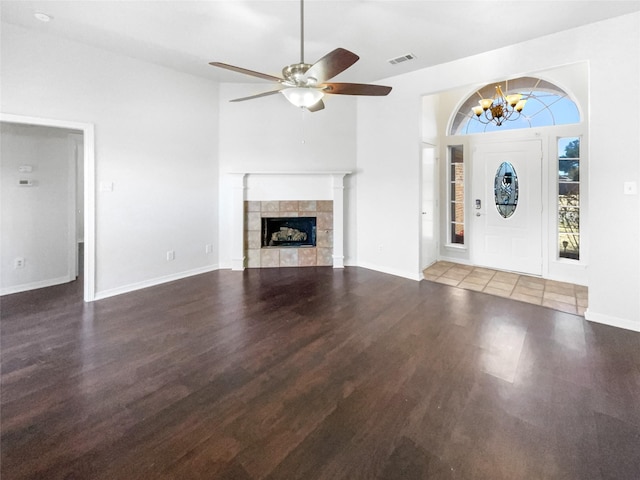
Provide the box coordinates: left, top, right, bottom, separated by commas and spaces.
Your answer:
1, 113, 96, 302
66, 133, 78, 281
420, 143, 438, 271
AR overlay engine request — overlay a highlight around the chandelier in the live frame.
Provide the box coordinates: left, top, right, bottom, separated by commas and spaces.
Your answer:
471, 85, 527, 126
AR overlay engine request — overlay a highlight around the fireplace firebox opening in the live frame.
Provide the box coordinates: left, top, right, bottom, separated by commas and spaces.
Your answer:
262, 217, 317, 247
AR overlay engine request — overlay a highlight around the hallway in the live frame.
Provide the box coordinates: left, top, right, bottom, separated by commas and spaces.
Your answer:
424, 261, 588, 316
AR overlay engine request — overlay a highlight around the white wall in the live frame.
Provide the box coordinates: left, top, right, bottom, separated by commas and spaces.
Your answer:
217, 83, 358, 268
357, 13, 640, 330
1, 23, 220, 298
356, 92, 424, 280
0, 123, 77, 294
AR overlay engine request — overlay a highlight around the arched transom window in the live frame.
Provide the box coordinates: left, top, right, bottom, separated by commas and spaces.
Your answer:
450, 77, 581, 135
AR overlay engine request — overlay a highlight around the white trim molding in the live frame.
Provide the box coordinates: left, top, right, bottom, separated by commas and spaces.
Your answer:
229, 173, 247, 271
357, 262, 424, 282
1, 276, 73, 296
94, 265, 220, 301
585, 310, 640, 333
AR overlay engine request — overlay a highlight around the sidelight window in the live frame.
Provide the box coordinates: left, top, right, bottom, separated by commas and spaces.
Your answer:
558, 137, 580, 259
448, 145, 464, 245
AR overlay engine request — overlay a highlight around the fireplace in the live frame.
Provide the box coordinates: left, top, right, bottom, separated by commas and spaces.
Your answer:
262, 217, 316, 247
229, 171, 350, 270
244, 200, 334, 267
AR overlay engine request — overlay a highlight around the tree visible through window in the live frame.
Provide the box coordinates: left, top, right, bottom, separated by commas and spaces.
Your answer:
558, 137, 580, 259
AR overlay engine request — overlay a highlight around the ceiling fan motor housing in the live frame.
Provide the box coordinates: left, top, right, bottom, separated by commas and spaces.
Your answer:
282, 63, 316, 86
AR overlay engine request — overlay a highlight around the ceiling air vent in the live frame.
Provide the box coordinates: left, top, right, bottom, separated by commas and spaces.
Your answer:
388, 53, 416, 65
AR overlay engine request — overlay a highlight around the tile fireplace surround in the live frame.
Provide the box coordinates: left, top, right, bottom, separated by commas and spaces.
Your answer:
245, 200, 333, 268
228, 171, 350, 270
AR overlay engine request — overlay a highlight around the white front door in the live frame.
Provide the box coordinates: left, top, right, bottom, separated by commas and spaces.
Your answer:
472, 140, 543, 275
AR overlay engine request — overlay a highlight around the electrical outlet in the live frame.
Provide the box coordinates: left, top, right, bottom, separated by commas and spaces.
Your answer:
166, 250, 175, 261
205, 244, 213, 254
14, 257, 25, 269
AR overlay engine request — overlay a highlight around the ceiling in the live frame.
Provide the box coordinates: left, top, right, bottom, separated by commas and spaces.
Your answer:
2, 1, 640, 84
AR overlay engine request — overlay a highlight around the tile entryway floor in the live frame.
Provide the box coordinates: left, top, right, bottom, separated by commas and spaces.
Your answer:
423, 261, 588, 316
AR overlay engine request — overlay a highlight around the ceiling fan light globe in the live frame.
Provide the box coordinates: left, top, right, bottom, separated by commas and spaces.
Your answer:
281, 87, 324, 108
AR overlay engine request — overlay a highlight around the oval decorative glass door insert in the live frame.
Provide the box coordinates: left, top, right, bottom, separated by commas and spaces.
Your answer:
494, 162, 519, 218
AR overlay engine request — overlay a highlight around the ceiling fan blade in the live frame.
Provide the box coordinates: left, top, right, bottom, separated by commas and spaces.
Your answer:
209, 62, 283, 83
322, 83, 392, 96
230, 89, 284, 102
305, 48, 360, 83
307, 99, 325, 112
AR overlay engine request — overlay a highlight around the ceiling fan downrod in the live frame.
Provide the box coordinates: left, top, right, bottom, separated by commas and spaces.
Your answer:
300, 0, 305, 64
282, 0, 312, 87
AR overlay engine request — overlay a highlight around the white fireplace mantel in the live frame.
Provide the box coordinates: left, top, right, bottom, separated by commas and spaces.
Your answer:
229, 171, 352, 176
228, 171, 352, 271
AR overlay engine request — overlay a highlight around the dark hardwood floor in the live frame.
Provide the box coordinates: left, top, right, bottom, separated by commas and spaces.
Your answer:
1, 267, 639, 480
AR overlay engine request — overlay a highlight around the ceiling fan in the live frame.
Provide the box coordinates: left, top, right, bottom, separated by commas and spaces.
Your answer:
209, 0, 392, 112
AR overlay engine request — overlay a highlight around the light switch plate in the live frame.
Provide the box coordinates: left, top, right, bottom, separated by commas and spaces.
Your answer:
623, 181, 637, 195
99, 182, 114, 192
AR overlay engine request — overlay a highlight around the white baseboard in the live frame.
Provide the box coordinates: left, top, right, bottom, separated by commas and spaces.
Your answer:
1, 275, 73, 296
584, 309, 640, 332
437, 255, 473, 266
94, 264, 220, 301
356, 262, 423, 281
332, 255, 345, 268
230, 257, 245, 271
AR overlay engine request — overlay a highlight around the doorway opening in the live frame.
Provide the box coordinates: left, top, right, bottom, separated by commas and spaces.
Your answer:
0, 113, 95, 301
